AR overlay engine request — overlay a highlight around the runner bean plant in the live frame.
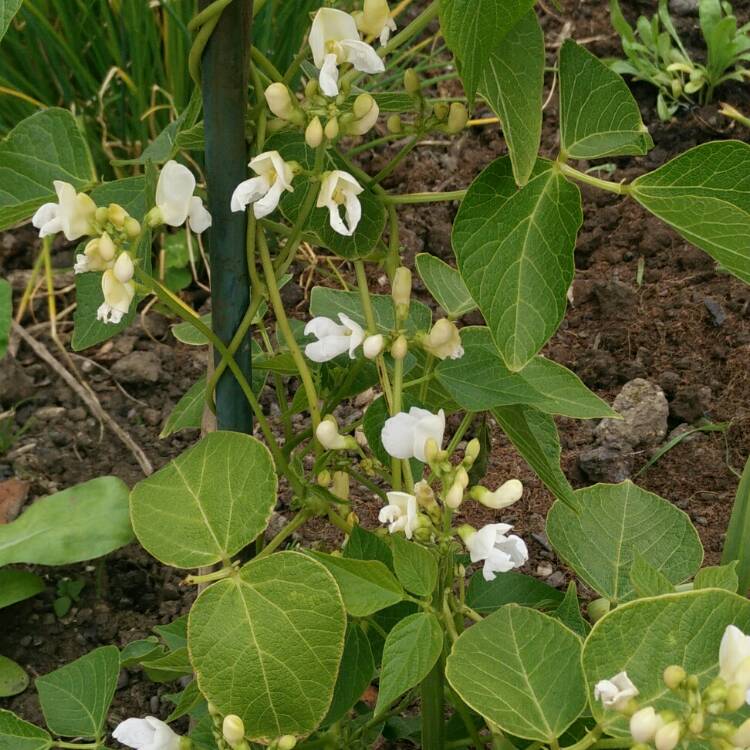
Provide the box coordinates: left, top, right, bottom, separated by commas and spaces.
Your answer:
1, 1, 750, 749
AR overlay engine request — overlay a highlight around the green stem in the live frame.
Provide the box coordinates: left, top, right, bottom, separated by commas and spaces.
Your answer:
448, 686, 485, 750
557, 162, 630, 195
382, 190, 467, 204
354, 260, 378, 333
372, 135, 419, 183
421, 656, 446, 750
446, 412, 474, 456
256, 510, 312, 558
562, 726, 603, 750
250, 45, 283, 82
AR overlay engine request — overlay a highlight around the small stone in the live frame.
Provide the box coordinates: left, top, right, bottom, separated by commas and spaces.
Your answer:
150, 696, 160, 713
579, 444, 634, 483
0, 478, 29, 524
593, 279, 637, 319
670, 0, 698, 14
703, 297, 726, 326
670, 385, 711, 424
693, 515, 708, 526
546, 571, 567, 588
536, 563, 554, 577
117, 670, 129, 690
0, 356, 34, 406
111, 351, 161, 384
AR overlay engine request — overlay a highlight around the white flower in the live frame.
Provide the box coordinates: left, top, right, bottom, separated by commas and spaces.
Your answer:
316, 418, 355, 451
733, 718, 750, 749
317, 170, 363, 236
362, 333, 384, 359
720, 625, 750, 691
304, 313, 364, 362
97, 252, 135, 325
112, 716, 181, 750
230, 151, 295, 219
32, 181, 96, 241
222, 715, 245, 750
654, 721, 681, 750
74, 232, 117, 274
381, 407, 445, 463
594, 672, 639, 711
471, 480, 524, 510
347, 94, 380, 136
630, 707, 664, 744
379, 491, 418, 539
355, 0, 397, 45
309, 8, 385, 97
422, 319, 463, 360
153, 160, 212, 234
464, 523, 528, 581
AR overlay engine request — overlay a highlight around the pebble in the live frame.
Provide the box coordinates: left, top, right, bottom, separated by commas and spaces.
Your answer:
536, 563, 554, 577
111, 350, 162, 385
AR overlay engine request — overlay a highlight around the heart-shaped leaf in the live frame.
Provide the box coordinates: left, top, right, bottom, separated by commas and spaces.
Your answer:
0, 710, 52, 750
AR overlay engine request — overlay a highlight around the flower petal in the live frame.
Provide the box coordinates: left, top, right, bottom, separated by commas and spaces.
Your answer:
381, 411, 418, 459
253, 179, 285, 219
319, 53, 340, 97
304, 316, 346, 339
32, 202, 58, 230
305, 335, 352, 363
188, 196, 212, 234
156, 161, 196, 226
340, 39, 385, 74
112, 718, 155, 748
230, 176, 270, 212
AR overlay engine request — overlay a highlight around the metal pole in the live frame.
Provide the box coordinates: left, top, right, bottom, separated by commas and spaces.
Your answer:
200, 0, 253, 433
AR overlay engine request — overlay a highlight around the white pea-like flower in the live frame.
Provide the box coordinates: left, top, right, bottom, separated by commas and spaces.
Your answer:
304, 314, 365, 362
74, 232, 117, 274
230, 151, 295, 219
97, 252, 135, 325
379, 490, 418, 539
355, 0, 397, 45
152, 160, 212, 234
630, 707, 664, 744
362, 333, 384, 359
316, 418, 356, 451
32, 181, 96, 241
317, 170, 363, 236
309, 8, 384, 97
422, 319, 464, 360
654, 721, 681, 750
471, 480, 524, 510
381, 407, 445, 463
594, 672, 639, 711
720, 624, 750, 691
112, 716, 181, 750
462, 523, 528, 581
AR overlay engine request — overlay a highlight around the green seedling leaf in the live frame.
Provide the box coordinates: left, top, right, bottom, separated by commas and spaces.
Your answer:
0, 108, 95, 230
453, 157, 582, 370
0, 278, 10, 359
0, 476, 132, 566
131, 431, 277, 568
478, 10, 544, 186
415, 253, 476, 318
546, 481, 703, 603
141, 647, 192, 683
188, 552, 346, 742
559, 40, 652, 159
0, 709, 52, 750
447, 605, 586, 741
722, 456, 750, 594
308, 552, 405, 617
0, 656, 28, 698
391, 535, 438, 598
375, 612, 443, 714
631, 141, 750, 285
0, 569, 44, 609
36, 645, 120, 739
466, 571, 565, 614
160, 376, 206, 437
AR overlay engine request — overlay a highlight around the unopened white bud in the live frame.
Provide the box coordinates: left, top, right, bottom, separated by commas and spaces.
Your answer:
630, 708, 663, 744
455, 467, 469, 489
265, 83, 295, 120
277, 737, 297, 750
392, 267, 412, 308
223, 715, 245, 749
363, 334, 385, 359
332, 471, 350, 500
654, 721, 681, 750
445, 481, 463, 509
316, 417, 353, 451
305, 117, 324, 148
470, 479, 523, 510
446, 102, 469, 133
390, 335, 407, 361
732, 718, 750, 748
113, 251, 135, 284
324, 117, 339, 140
423, 319, 463, 360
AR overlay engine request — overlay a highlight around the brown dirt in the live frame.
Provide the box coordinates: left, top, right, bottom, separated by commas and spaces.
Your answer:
2, 0, 750, 741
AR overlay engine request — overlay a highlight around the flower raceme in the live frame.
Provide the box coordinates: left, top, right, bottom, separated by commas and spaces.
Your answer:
148, 160, 212, 234
379, 490, 419, 539
354, 0, 397, 45
112, 716, 183, 750
594, 671, 639, 711
317, 170, 364, 236
98, 251, 135, 325
74, 232, 117, 274
309, 8, 385, 97
304, 313, 365, 362
32, 181, 96, 241
381, 407, 445, 463
461, 523, 528, 581
231, 151, 296, 219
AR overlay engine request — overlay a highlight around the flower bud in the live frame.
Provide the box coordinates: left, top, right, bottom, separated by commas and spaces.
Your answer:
98, 232, 117, 262
124, 216, 141, 239
588, 597, 611, 622
446, 102, 469, 133
304, 79, 319, 98
305, 117, 324, 148
317, 469, 331, 486
95, 206, 110, 225
332, 471, 350, 500
387, 114, 402, 133
424, 437, 439, 463
630, 707, 663, 744
354, 93, 375, 119
433, 102, 449, 121
113, 251, 135, 284
423, 318, 463, 360
654, 721, 681, 750
687, 712, 704, 734
470, 479, 523, 510
392, 267, 411, 308
324, 117, 339, 140
108, 203, 127, 227
316, 417, 355, 451
726, 682, 747, 712
348, 94, 380, 136
414, 479, 436, 510
732, 719, 750, 748
464, 438, 481, 465
445, 481, 463, 509
390, 334, 408, 361
265, 83, 295, 120
363, 333, 385, 359
223, 715, 245, 749
663, 665, 687, 690
146, 206, 164, 228
277, 737, 297, 750
404, 68, 420, 95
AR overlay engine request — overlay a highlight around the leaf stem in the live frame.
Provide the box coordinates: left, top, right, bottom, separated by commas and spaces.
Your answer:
557, 162, 630, 195
382, 189, 467, 204
256, 509, 312, 558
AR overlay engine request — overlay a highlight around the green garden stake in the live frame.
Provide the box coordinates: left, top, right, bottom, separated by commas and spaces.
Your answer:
200, 0, 253, 433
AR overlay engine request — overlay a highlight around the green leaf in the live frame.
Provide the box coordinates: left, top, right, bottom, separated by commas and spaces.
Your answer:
344, 525, 394, 570
630, 141, 750, 284
415, 253, 476, 318
0, 710, 52, 750
36, 645, 120, 739
188, 552, 346, 742
391, 535, 438, 598
466, 571, 565, 614
0, 0, 23, 41
160, 376, 206, 437
694, 562, 739, 593
141, 647, 192, 683
0, 109, 95, 231
0, 656, 27, 698
436, 327, 616, 418
440, 0, 536, 102
447, 605, 586, 741
559, 40, 652, 159
172, 314, 211, 344
0, 476, 132, 566
154, 616, 188, 650
119, 637, 162, 668
308, 552, 404, 617
722, 455, 750, 594
546, 481, 703, 603
0, 278, 10, 359
131, 432, 277, 568
375, 612, 443, 714
324, 624, 375, 725
553, 582, 590, 638
453, 157, 582, 370
629, 551, 674, 598
478, 11, 544, 186
0, 569, 44, 609
492, 404, 578, 510
165, 680, 204, 723
582, 590, 750, 732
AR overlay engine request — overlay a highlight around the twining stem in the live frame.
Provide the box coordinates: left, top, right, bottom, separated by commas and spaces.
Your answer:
382, 190, 467, 204
354, 260, 378, 333
257, 228, 322, 433
372, 135, 420, 183
256, 509, 312, 558
557, 162, 630, 195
